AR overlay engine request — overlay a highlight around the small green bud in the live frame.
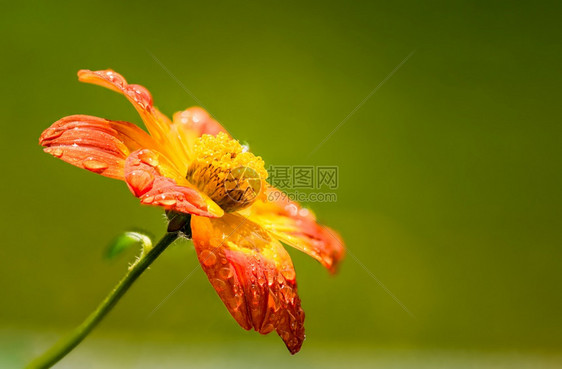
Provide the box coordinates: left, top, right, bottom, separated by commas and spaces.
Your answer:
106, 231, 153, 259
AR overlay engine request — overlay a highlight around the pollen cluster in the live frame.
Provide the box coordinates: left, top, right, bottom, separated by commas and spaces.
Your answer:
186, 132, 268, 212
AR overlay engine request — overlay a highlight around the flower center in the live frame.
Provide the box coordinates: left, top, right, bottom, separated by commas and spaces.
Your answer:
186, 132, 268, 213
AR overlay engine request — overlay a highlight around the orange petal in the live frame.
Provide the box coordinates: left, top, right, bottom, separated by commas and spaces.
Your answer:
173, 107, 229, 137
40, 115, 158, 180
124, 149, 223, 217
78, 69, 189, 171
191, 213, 305, 354
248, 188, 345, 274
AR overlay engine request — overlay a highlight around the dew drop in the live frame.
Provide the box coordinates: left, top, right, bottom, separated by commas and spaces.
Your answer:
286, 204, 298, 217
142, 195, 155, 204
266, 272, 275, 286
51, 148, 63, 158
219, 267, 234, 279
283, 268, 296, 281
158, 197, 177, 206
44, 128, 63, 140
212, 278, 227, 292
298, 208, 310, 217
83, 159, 108, 172
138, 150, 159, 167
261, 323, 274, 334
200, 250, 217, 266
233, 292, 244, 308
126, 170, 154, 195
129, 84, 153, 108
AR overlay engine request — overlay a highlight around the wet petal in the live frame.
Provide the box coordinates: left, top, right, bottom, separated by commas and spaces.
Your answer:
78, 69, 189, 170
248, 188, 345, 274
191, 213, 305, 354
173, 106, 228, 137
39, 114, 157, 180
124, 149, 223, 217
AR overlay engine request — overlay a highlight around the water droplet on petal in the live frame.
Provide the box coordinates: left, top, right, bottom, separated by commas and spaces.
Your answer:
51, 148, 63, 157
261, 323, 274, 334
286, 204, 298, 217
212, 278, 227, 292
43, 128, 63, 140
298, 208, 310, 217
125, 170, 154, 196
283, 268, 296, 281
219, 267, 233, 279
83, 159, 108, 172
158, 197, 177, 206
129, 84, 153, 108
233, 292, 244, 308
200, 250, 217, 266
142, 195, 155, 204
139, 150, 159, 167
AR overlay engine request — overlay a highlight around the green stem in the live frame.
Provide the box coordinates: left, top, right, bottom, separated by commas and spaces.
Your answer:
26, 231, 180, 369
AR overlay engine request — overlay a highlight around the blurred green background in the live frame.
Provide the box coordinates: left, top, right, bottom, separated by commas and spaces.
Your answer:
1, 0, 561, 367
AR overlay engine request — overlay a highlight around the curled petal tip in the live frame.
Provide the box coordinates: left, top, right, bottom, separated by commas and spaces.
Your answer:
77, 69, 124, 94
77, 68, 92, 78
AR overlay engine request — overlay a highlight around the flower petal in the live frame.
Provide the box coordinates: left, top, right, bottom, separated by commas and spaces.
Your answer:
78, 69, 189, 170
124, 149, 223, 217
248, 188, 345, 274
155, 107, 230, 163
173, 107, 229, 137
39, 115, 157, 180
191, 213, 305, 354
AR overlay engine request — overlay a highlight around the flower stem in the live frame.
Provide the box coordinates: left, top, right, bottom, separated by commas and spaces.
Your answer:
26, 231, 180, 369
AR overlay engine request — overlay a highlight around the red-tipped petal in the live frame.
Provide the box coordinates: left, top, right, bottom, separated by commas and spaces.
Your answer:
124, 149, 223, 217
78, 69, 189, 170
77, 69, 167, 139
191, 213, 305, 354
248, 188, 345, 274
39, 115, 157, 180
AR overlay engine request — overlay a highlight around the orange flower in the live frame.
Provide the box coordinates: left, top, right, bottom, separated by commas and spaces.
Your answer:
39, 69, 345, 354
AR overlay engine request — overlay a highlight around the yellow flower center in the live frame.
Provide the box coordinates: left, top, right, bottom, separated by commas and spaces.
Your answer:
186, 132, 268, 213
